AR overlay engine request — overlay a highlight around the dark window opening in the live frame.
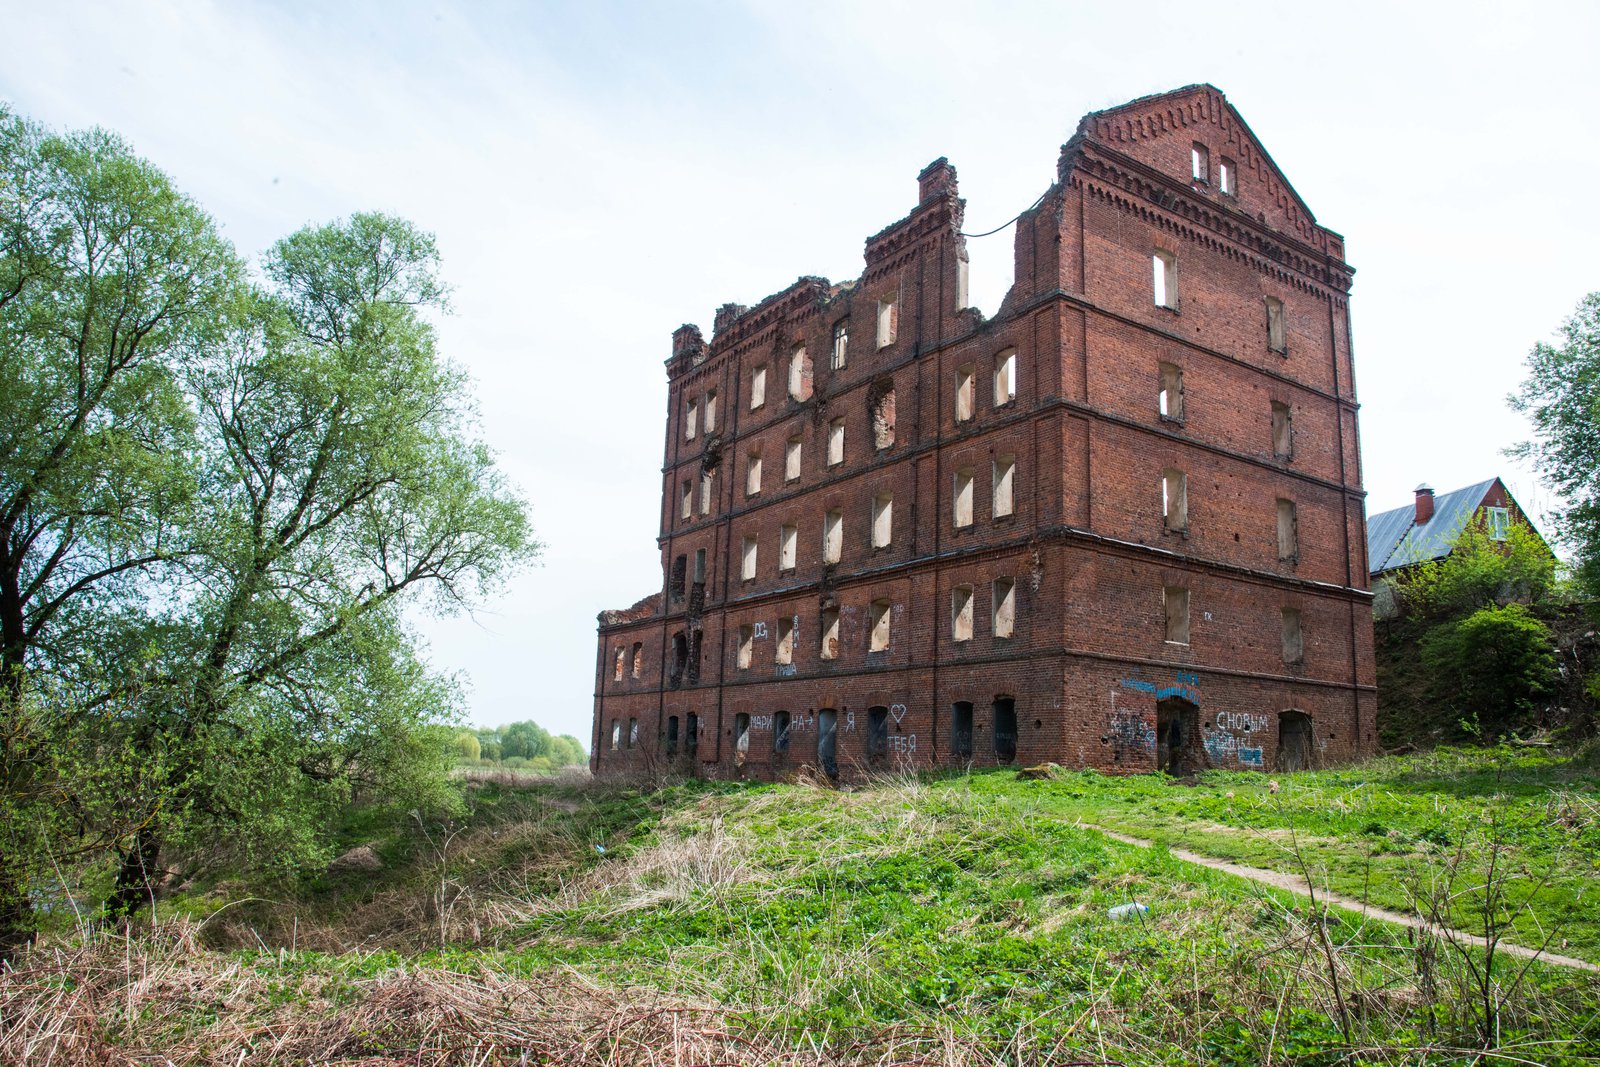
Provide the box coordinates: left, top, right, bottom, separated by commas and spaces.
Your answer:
867, 706, 889, 769
734, 712, 750, 766
669, 631, 688, 687
993, 697, 1017, 763
774, 710, 791, 753
666, 715, 680, 755
685, 712, 699, 756
670, 554, 686, 600
817, 708, 838, 778
952, 702, 974, 760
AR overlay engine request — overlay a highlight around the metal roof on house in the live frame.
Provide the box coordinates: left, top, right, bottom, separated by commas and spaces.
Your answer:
1366, 478, 1501, 576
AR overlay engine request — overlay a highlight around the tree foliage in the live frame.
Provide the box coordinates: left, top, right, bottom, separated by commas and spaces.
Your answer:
471, 719, 585, 768
1389, 519, 1558, 618
1509, 292, 1600, 597
1420, 604, 1557, 737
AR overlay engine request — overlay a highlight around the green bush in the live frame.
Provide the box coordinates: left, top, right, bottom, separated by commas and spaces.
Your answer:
1420, 604, 1557, 735
1393, 520, 1558, 617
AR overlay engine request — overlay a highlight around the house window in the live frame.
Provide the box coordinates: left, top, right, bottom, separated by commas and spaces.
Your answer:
737, 624, 754, 669
872, 493, 893, 548
953, 468, 975, 528
1159, 362, 1184, 421
1164, 586, 1190, 645
823, 508, 843, 564
631, 642, 643, 679
1277, 499, 1299, 562
832, 318, 849, 370
869, 599, 892, 652
741, 534, 758, 581
828, 417, 845, 466
820, 606, 840, 660
993, 577, 1016, 639
680, 479, 693, 520
776, 615, 794, 665
746, 452, 762, 496
1265, 297, 1287, 354
870, 381, 895, 449
779, 524, 797, 571
994, 348, 1017, 406
785, 435, 802, 481
1219, 157, 1235, 196
951, 584, 974, 642
876, 298, 898, 348
685, 398, 698, 440
788, 345, 813, 401
1486, 506, 1511, 541
1153, 251, 1177, 309
1282, 608, 1304, 664
613, 647, 625, 681
1163, 468, 1188, 532
1191, 142, 1209, 183
993, 455, 1015, 519
955, 363, 975, 422
699, 470, 714, 515
750, 365, 767, 410
1271, 401, 1293, 460
704, 390, 717, 434
610, 719, 621, 750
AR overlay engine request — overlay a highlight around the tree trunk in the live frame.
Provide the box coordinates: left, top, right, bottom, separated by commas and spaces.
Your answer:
104, 822, 163, 922
0, 867, 35, 964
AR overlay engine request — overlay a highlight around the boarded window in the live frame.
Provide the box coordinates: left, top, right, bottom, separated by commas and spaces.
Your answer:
746, 452, 762, 496
1191, 142, 1209, 183
680, 479, 693, 520
785, 435, 802, 481
870, 381, 895, 449
876, 298, 897, 348
1163, 468, 1188, 532
951, 584, 974, 642
955, 363, 975, 422
1271, 401, 1293, 460
779, 524, 797, 571
872, 493, 892, 548
832, 318, 849, 370
631, 642, 643, 678
1265, 297, 1287, 353
1159, 362, 1184, 420
788, 345, 813, 401
750, 365, 766, 409
1164, 586, 1190, 645
869, 599, 892, 652
994, 349, 1017, 406
699, 470, 714, 515
774, 710, 791, 752
993, 455, 1015, 518
737, 624, 753, 668
685, 398, 698, 440
823, 509, 843, 564
704, 390, 717, 433
820, 606, 840, 660
775, 616, 794, 665
954, 468, 975, 528
741, 534, 758, 581
827, 417, 845, 466
1282, 608, 1304, 663
1277, 499, 1299, 562
1153, 251, 1176, 309
1219, 157, 1235, 195
992, 577, 1016, 639
613, 648, 625, 681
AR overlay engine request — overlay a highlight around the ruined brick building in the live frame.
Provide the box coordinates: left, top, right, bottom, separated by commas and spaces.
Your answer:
592, 84, 1376, 780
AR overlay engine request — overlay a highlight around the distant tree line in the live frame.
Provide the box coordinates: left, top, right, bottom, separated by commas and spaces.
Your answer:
453, 721, 585, 770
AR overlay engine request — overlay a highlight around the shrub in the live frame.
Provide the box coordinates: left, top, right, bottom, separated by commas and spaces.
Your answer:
1420, 604, 1557, 735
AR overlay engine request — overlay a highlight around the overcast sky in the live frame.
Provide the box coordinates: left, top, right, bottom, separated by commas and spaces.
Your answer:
3, 1, 1595, 742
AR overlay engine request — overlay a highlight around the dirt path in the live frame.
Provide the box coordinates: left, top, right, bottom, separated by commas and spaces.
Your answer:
1084, 823, 1600, 975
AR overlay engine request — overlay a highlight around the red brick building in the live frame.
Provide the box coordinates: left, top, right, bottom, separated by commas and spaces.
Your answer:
592, 85, 1376, 780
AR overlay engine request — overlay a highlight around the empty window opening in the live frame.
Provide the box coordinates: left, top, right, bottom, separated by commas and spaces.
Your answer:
993, 455, 1015, 518
1153, 251, 1176, 309
1157, 696, 1200, 775
1486, 506, 1511, 541
1158, 362, 1184, 421
1281, 607, 1304, 664
820, 606, 841, 660
785, 435, 802, 481
774, 710, 791, 753
952, 702, 975, 759
954, 468, 975, 528
867, 706, 889, 768
994, 348, 1017, 406
628, 718, 638, 749
1277, 498, 1299, 562
775, 615, 794, 665
734, 712, 750, 765
1163, 468, 1188, 532
869, 381, 896, 449
788, 345, 813, 401
704, 390, 718, 434
993, 697, 1018, 763
670, 554, 686, 600
699, 470, 714, 515
1265, 297, 1287, 354
631, 642, 643, 679
750, 365, 767, 410
666, 715, 680, 755
817, 708, 838, 778
693, 548, 706, 584
680, 480, 692, 521
610, 719, 621, 750
1219, 157, 1235, 196
1191, 142, 1209, 183
688, 631, 702, 684
1164, 586, 1190, 645
613, 647, 625, 681
876, 297, 898, 348
951, 584, 974, 642
869, 599, 892, 652
685, 712, 699, 755
872, 493, 893, 549
955, 363, 975, 422
992, 577, 1016, 639
741, 534, 758, 581
828, 417, 845, 466
823, 509, 843, 564
832, 318, 849, 370
685, 398, 698, 440
1271, 401, 1293, 460
1276, 710, 1312, 772
779, 524, 797, 571
737, 624, 754, 669
670, 631, 688, 686
746, 452, 762, 496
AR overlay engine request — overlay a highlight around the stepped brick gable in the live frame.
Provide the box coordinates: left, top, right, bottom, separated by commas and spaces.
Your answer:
592, 84, 1376, 780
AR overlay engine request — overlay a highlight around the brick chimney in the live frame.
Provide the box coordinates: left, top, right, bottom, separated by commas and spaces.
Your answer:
917, 157, 958, 206
1414, 483, 1435, 525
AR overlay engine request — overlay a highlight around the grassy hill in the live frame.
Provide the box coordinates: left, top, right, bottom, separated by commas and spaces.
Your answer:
4, 750, 1598, 1065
